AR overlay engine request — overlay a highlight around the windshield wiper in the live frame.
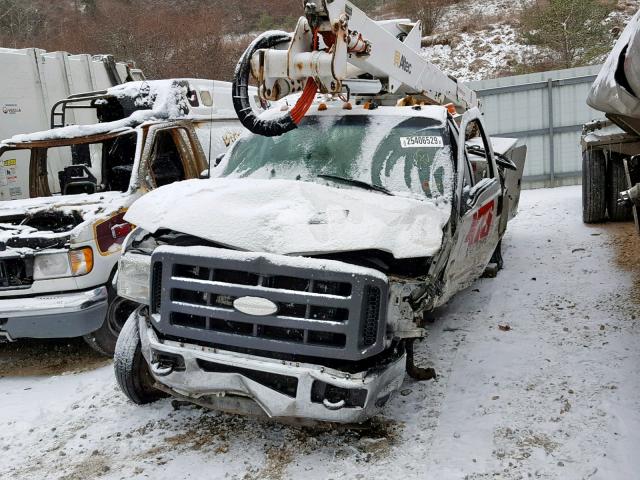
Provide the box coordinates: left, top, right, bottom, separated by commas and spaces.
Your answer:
317, 174, 393, 196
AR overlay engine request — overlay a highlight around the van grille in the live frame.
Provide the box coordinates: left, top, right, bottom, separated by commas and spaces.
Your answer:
150, 246, 388, 361
0, 256, 33, 290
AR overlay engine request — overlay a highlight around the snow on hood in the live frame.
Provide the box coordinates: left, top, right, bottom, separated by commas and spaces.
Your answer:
588, 9, 640, 118
3, 81, 189, 145
0, 191, 128, 243
0, 191, 126, 218
125, 178, 451, 259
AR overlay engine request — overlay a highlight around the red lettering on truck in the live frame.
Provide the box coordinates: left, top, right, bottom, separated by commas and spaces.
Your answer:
466, 200, 495, 245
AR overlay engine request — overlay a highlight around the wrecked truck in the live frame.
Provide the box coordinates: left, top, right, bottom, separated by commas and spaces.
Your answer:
113, 2, 526, 422
114, 104, 526, 422
0, 79, 254, 355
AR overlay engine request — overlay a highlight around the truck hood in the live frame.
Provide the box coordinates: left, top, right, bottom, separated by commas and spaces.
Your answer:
0, 191, 129, 249
125, 178, 451, 259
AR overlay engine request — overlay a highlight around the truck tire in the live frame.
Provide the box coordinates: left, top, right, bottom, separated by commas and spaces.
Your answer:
582, 149, 607, 224
607, 155, 633, 221
84, 284, 138, 356
114, 311, 165, 405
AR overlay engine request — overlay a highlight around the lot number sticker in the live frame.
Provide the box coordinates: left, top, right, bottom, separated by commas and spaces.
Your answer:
400, 136, 444, 148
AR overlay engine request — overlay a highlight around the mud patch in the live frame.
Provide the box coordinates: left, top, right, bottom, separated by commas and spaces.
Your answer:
58, 452, 112, 480
128, 409, 403, 480
605, 222, 640, 305
247, 417, 402, 479
249, 445, 294, 480
0, 338, 109, 377
493, 427, 559, 462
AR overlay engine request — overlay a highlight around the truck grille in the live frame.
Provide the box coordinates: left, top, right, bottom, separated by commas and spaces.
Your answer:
150, 246, 388, 361
0, 256, 33, 289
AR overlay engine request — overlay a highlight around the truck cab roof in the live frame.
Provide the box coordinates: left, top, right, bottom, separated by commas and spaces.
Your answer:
272, 100, 450, 123
1, 79, 259, 147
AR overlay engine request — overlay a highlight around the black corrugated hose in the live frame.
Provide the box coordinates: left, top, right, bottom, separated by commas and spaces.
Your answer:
231, 31, 298, 137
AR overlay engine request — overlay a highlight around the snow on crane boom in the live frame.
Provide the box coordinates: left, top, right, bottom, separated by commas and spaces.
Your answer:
232, 0, 479, 137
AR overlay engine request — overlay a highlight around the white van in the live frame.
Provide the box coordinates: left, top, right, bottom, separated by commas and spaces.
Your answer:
0, 79, 254, 355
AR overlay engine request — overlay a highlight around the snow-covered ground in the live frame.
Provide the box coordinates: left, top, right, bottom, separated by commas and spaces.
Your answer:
1, 185, 639, 479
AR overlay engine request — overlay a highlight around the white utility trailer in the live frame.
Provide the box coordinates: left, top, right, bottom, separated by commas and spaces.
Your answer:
0, 48, 144, 200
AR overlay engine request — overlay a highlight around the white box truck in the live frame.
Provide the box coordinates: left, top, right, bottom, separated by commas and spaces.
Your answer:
0, 48, 144, 201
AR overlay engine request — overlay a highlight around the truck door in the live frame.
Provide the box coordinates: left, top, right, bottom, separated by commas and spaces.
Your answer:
445, 109, 503, 292
141, 125, 208, 189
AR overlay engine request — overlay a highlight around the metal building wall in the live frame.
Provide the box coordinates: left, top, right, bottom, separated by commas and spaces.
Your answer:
468, 65, 604, 188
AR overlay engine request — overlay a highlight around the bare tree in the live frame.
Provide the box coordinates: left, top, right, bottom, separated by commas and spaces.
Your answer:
395, 0, 458, 36
0, 0, 445, 80
521, 0, 617, 69
0, 0, 51, 47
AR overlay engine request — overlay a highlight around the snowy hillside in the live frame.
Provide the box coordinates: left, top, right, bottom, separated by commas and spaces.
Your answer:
420, 0, 638, 81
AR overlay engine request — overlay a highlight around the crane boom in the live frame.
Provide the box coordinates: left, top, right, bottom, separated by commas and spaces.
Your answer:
252, 0, 478, 111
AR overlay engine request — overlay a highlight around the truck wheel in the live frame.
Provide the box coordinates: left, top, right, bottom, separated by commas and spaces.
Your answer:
84, 286, 138, 356
607, 155, 633, 221
114, 311, 165, 405
582, 149, 607, 223
483, 241, 504, 278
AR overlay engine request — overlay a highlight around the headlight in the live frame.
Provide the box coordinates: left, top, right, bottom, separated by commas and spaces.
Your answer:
33, 253, 70, 280
33, 247, 94, 280
117, 252, 151, 305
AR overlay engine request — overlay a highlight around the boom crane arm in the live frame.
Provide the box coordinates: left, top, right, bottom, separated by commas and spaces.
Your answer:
232, 0, 478, 137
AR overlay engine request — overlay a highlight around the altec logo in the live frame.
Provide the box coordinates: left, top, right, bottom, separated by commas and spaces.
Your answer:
394, 51, 412, 74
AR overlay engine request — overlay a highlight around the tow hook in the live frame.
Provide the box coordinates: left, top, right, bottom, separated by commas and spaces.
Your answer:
405, 339, 437, 381
322, 398, 346, 410
150, 361, 174, 377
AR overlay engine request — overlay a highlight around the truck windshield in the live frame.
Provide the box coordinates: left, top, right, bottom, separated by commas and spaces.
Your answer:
0, 131, 138, 200
220, 114, 454, 201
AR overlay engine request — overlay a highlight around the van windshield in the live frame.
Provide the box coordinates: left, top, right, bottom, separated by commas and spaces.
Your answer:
220, 115, 455, 202
0, 131, 138, 199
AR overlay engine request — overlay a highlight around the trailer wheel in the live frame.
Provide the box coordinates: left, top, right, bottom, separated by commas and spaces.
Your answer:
607, 154, 633, 222
582, 149, 607, 223
114, 311, 165, 405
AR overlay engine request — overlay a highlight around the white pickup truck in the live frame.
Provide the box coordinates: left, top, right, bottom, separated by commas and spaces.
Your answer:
0, 79, 254, 355
113, 1, 526, 423
115, 101, 525, 422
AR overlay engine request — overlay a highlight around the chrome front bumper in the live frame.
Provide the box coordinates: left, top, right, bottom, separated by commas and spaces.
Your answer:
138, 312, 406, 423
0, 287, 108, 340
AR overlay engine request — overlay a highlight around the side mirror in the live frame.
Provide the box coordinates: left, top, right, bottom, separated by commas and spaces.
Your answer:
495, 153, 518, 171
200, 153, 226, 179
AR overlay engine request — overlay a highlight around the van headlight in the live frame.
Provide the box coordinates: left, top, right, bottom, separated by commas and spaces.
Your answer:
33, 247, 94, 280
117, 253, 151, 305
